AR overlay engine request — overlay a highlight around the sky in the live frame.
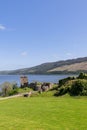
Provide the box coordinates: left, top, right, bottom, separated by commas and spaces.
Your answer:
0, 0, 87, 70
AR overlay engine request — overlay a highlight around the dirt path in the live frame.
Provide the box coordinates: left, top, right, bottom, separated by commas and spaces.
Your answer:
0, 91, 34, 101
0, 94, 22, 100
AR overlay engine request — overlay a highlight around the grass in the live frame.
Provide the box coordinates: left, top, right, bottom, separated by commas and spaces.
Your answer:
0, 95, 87, 130
18, 87, 32, 93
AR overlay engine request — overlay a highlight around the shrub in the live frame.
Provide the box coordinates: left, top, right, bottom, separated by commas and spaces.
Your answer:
69, 80, 83, 96
81, 90, 87, 96
59, 76, 75, 87
8, 89, 18, 96
78, 72, 87, 79
55, 75, 87, 96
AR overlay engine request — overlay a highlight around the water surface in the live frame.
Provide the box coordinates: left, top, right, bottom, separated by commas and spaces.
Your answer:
0, 74, 77, 86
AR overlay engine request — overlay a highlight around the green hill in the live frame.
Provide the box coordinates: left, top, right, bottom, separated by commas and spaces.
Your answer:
0, 57, 87, 74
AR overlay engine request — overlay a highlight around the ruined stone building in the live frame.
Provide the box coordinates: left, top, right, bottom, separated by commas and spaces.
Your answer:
20, 76, 29, 88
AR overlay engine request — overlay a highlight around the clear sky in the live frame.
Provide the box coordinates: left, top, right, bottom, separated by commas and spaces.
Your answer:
0, 0, 87, 70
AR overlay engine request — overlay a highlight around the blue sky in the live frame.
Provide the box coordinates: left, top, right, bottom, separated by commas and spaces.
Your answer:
0, 0, 87, 70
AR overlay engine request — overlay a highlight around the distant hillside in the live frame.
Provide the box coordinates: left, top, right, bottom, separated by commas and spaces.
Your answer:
0, 57, 87, 74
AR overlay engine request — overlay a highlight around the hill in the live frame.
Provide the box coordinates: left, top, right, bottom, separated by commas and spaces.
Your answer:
0, 57, 87, 74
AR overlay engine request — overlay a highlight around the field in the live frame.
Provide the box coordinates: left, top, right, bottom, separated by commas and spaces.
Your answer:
0, 96, 87, 130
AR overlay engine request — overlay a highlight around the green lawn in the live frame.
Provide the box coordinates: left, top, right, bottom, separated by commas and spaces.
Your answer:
0, 96, 87, 130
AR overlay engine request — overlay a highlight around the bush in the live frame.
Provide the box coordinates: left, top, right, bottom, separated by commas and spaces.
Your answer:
78, 72, 87, 79
8, 89, 18, 96
69, 80, 83, 96
55, 74, 87, 96
59, 77, 75, 87
54, 86, 67, 96
81, 90, 87, 96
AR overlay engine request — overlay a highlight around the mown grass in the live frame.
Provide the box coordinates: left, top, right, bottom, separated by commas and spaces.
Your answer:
0, 96, 87, 130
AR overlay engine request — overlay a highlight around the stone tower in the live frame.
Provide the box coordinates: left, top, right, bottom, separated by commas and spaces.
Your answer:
20, 76, 29, 88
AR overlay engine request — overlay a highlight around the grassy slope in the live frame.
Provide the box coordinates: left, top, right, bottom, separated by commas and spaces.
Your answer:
1, 57, 87, 74
0, 96, 87, 130
48, 62, 87, 72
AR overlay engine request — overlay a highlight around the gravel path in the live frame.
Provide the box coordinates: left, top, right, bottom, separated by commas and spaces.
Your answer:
0, 94, 22, 100
0, 91, 34, 100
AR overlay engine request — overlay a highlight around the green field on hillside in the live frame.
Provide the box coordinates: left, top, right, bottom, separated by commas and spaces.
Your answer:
0, 96, 87, 130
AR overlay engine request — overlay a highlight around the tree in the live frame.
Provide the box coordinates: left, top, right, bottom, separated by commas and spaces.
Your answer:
1, 82, 19, 96
1, 82, 13, 96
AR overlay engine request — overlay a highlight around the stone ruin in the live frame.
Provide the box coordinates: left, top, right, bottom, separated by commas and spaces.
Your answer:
20, 76, 29, 88
29, 82, 52, 92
